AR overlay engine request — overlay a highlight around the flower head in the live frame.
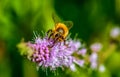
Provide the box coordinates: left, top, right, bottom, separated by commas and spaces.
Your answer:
110, 27, 120, 38
89, 52, 98, 69
90, 43, 102, 52
18, 34, 86, 71
77, 48, 87, 56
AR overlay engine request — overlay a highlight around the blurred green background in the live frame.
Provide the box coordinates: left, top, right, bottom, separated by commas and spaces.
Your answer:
0, 0, 120, 77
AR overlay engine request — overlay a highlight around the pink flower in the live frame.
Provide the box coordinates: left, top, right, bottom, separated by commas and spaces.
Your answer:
110, 27, 120, 38
77, 48, 87, 56
90, 43, 102, 52
22, 35, 85, 71
90, 52, 98, 69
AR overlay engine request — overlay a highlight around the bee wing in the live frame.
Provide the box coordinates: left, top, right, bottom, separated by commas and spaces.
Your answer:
63, 21, 73, 30
52, 13, 73, 29
52, 13, 61, 24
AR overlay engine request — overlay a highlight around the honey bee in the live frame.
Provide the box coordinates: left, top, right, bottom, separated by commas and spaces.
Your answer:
47, 14, 73, 47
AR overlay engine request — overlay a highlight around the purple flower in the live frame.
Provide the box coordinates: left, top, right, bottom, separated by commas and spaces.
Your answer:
90, 43, 102, 52
89, 52, 98, 69
110, 27, 120, 38
77, 48, 87, 56
21, 35, 85, 71
70, 64, 76, 71
99, 64, 106, 72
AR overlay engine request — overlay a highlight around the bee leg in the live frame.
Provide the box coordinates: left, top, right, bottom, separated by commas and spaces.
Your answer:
48, 37, 58, 48
47, 29, 52, 35
53, 34, 62, 45
48, 38, 56, 48
63, 38, 68, 46
49, 32, 54, 40
63, 39, 66, 45
54, 36, 59, 44
60, 36, 65, 44
56, 35, 64, 46
47, 29, 53, 40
